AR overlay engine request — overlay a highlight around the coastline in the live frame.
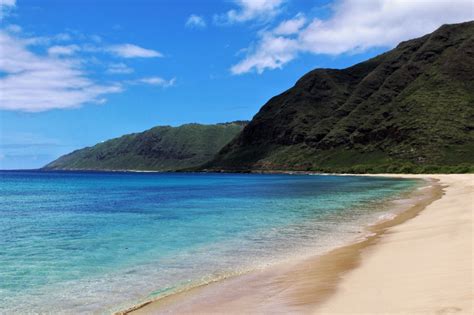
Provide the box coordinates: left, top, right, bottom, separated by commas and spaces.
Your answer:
119, 174, 473, 314
316, 174, 473, 314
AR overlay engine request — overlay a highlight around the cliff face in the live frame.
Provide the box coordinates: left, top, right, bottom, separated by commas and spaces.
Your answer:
44, 122, 246, 171
207, 22, 474, 173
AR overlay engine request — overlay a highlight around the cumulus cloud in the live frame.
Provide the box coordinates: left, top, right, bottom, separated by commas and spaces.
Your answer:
232, 0, 474, 74
106, 62, 134, 74
186, 14, 206, 28
108, 44, 163, 58
231, 33, 298, 74
215, 0, 285, 24
0, 31, 122, 112
137, 76, 176, 87
47, 44, 80, 56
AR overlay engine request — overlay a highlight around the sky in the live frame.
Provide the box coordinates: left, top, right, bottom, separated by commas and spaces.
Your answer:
0, 0, 473, 169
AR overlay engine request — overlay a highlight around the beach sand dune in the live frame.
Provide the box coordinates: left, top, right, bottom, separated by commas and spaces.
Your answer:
127, 174, 473, 315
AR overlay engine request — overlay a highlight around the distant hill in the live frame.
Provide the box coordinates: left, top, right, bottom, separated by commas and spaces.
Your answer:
44, 122, 247, 171
205, 22, 474, 173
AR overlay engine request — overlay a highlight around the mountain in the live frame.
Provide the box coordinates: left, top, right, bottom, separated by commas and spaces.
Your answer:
205, 22, 474, 173
44, 122, 247, 171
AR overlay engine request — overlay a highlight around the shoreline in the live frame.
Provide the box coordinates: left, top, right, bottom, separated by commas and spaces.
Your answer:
119, 174, 470, 314
316, 174, 473, 314
29, 168, 473, 176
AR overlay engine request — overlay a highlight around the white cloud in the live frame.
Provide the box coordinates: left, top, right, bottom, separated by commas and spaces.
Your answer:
108, 44, 163, 58
273, 13, 306, 35
48, 44, 80, 56
0, 0, 15, 6
231, 33, 298, 74
107, 62, 134, 74
0, 31, 122, 112
186, 14, 206, 28
215, 0, 285, 24
5, 24, 21, 33
4, 31, 73, 47
90, 34, 102, 43
232, 0, 474, 74
0, 0, 15, 17
55, 32, 72, 41
137, 76, 176, 87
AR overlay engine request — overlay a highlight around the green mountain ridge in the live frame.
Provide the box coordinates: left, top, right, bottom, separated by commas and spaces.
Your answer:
45, 22, 473, 174
44, 122, 247, 171
205, 21, 474, 173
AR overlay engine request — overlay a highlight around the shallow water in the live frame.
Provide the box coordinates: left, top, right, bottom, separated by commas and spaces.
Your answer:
0, 171, 419, 313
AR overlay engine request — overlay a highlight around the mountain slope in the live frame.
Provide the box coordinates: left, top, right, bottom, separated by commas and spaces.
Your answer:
44, 122, 246, 171
206, 22, 474, 173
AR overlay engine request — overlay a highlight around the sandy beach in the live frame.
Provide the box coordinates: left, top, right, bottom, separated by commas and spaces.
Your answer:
125, 174, 473, 315
317, 174, 473, 314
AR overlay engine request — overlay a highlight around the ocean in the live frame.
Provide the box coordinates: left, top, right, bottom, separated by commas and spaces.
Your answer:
0, 171, 420, 313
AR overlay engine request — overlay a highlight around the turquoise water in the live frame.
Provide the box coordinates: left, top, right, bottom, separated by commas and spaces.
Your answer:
0, 171, 419, 313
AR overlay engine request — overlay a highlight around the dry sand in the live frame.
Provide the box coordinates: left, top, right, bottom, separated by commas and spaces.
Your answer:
125, 174, 473, 315
316, 174, 473, 314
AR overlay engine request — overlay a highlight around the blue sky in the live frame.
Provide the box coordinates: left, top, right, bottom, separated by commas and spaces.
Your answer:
0, 0, 472, 169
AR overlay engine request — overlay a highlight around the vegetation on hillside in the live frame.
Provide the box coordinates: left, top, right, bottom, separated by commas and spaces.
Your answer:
44, 122, 246, 171
205, 22, 474, 173
45, 22, 474, 174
